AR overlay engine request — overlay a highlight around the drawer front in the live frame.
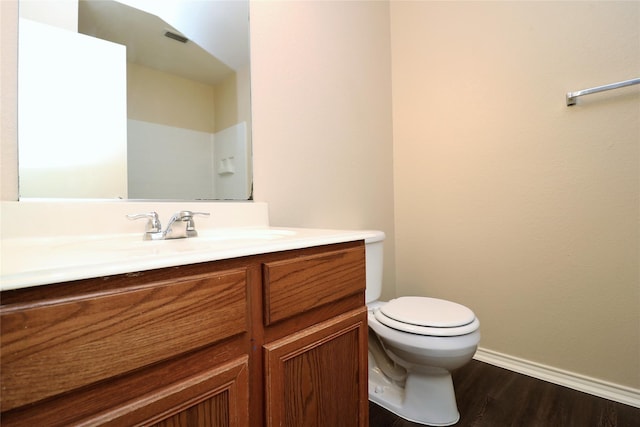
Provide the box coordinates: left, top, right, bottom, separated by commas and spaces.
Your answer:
1, 268, 248, 411
263, 246, 365, 325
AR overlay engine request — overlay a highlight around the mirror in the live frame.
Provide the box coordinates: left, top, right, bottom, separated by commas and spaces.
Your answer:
18, 0, 252, 200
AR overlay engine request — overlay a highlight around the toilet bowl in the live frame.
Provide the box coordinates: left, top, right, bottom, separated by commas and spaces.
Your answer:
364, 232, 480, 426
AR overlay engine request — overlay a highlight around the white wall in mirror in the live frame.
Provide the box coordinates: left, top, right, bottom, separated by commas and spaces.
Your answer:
213, 122, 250, 200
126, 120, 250, 200
127, 120, 213, 199
19, 0, 77, 31
18, 17, 128, 199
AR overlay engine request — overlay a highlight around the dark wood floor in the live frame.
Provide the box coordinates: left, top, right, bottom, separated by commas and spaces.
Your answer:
369, 360, 640, 427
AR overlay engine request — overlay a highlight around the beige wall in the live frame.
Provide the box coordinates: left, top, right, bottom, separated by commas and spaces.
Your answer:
127, 62, 216, 133
1, 0, 18, 201
250, 0, 396, 299
128, 63, 251, 134
390, 1, 639, 388
214, 72, 238, 132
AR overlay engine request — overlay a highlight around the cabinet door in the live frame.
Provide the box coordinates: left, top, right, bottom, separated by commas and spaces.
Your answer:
264, 309, 368, 427
85, 356, 249, 427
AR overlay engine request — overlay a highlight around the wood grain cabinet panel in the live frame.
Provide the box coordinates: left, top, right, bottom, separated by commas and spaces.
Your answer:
262, 246, 365, 325
88, 356, 249, 427
264, 308, 369, 427
0, 268, 248, 411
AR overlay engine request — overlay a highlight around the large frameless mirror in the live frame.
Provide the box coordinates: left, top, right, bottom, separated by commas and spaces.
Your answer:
18, 0, 252, 200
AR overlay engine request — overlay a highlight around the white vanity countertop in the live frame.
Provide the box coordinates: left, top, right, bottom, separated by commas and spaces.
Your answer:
0, 226, 379, 291
0, 200, 383, 291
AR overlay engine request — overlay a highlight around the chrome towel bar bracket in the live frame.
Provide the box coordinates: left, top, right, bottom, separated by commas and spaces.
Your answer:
566, 77, 640, 106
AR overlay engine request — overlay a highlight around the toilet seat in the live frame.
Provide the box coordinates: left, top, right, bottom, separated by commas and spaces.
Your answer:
374, 296, 479, 337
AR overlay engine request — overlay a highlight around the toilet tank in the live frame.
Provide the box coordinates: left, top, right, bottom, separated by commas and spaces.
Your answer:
364, 231, 385, 303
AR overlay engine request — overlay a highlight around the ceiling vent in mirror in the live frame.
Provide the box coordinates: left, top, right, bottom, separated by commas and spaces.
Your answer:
164, 30, 188, 44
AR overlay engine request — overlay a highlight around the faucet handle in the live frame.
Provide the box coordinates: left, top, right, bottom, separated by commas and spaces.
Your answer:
175, 211, 210, 219
176, 211, 210, 237
126, 212, 162, 233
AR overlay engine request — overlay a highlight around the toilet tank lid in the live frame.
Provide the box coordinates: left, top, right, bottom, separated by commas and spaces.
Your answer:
362, 230, 385, 243
380, 296, 476, 328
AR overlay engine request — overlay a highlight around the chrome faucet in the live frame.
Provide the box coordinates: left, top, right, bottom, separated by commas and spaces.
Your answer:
164, 210, 210, 239
127, 211, 210, 240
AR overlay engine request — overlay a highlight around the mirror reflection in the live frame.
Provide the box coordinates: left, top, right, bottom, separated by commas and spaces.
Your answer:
18, 0, 252, 200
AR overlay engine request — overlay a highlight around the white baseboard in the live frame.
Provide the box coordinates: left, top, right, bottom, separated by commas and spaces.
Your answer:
473, 347, 640, 408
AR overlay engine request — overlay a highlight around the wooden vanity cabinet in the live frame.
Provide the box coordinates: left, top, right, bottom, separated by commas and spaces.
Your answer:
0, 241, 367, 426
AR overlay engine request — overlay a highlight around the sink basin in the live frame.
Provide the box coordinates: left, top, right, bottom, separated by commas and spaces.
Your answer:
46, 227, 298, 257
198, 228, 297, 241
66, 227, 294, 244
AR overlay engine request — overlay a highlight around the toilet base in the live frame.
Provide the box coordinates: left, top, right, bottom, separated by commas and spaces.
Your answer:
368, 353, 460, 426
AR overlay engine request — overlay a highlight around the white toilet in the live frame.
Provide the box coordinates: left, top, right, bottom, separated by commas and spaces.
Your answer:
365, 231, 480, 426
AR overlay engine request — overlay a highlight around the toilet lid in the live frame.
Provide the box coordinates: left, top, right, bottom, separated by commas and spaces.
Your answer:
375, 296, 479, 336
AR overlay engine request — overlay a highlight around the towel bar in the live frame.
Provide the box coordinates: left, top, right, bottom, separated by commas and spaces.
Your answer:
566, 78, 640, 106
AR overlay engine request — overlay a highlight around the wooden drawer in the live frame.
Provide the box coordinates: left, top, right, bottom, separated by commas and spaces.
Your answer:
262, 246, 365, 325
0, 267, 248, 411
